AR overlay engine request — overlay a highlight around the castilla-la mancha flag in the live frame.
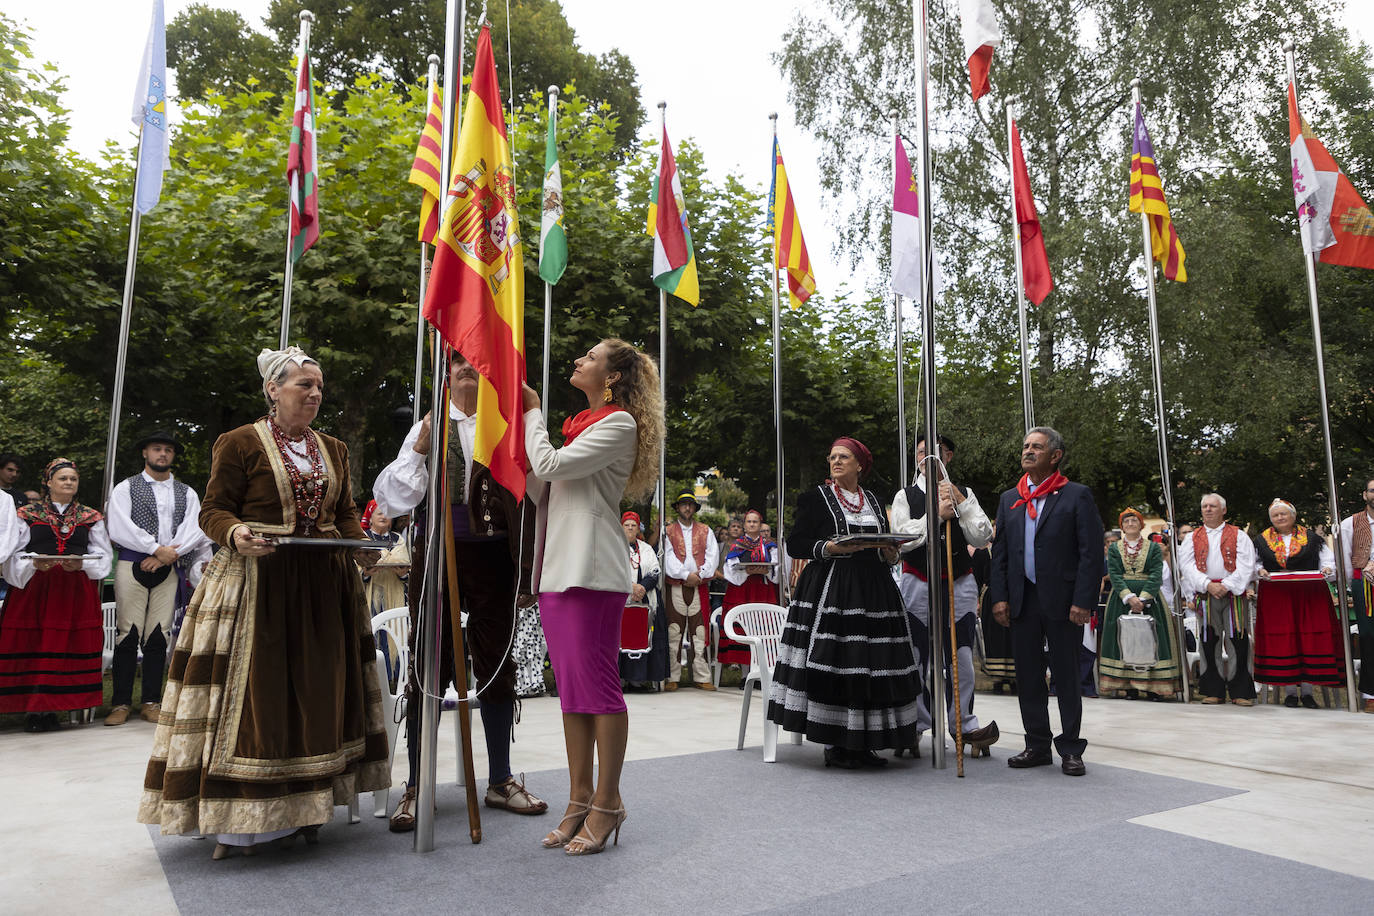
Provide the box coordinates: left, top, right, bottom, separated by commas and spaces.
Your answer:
422, 24, 526, 499
1288, 83, 1374, 270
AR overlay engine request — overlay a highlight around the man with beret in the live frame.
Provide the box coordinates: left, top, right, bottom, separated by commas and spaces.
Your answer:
105, 432, 209, 726
663, 492, 719, 691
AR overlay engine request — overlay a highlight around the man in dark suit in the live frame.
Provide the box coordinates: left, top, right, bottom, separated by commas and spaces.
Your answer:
989, 427, 1104, 776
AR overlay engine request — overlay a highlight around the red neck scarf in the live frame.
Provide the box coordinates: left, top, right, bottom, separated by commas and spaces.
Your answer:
561, 405, 625, 444
1011, 470, 1068, 519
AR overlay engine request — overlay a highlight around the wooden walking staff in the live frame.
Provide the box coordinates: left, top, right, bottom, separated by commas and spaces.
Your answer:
945, 519, 964, 777
439, 404, 482, 844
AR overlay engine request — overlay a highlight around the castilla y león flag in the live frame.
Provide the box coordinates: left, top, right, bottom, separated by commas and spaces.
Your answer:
1288, 83, 1374, 270
422, 24, 526, 499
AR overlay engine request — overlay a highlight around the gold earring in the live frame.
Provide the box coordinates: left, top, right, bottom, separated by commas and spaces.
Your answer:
602, 383, 613, 404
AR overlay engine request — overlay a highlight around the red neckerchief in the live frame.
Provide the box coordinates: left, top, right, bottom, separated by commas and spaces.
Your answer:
561, 405, 625, 445
1011, 470, 1068, 519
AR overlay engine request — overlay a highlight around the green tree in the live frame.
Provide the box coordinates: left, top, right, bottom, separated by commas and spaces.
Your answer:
166, 4, 277, 99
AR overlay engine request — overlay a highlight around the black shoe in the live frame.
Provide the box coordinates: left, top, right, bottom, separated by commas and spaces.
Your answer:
1284, 695, 1300, 708
1301, 694, 1319, 709
823, 747, 862, 770
859, 750, 888, 768
24, 714, 42, 733
1061, 754, 1086, 776
1007, 748, 1053, 769
41, 712, 60, 731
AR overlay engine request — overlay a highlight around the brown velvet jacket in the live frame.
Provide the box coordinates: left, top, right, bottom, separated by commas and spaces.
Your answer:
200, 420, 365, 546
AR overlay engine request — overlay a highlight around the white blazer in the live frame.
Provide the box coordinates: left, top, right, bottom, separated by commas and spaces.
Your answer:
524, 407, 637, 596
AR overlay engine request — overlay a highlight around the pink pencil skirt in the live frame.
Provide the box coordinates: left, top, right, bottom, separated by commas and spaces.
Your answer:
540, 588, 630, 714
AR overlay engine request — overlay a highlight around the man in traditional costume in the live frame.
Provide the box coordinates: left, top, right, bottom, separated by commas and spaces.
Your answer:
718, 509, 779, 675
1177, 492, 1258, 706
662, 492, 719, 691
1339, 478, 1374, 713
373, 355, 546, 832
892, 433, 999, 758
105, 432, 209, 726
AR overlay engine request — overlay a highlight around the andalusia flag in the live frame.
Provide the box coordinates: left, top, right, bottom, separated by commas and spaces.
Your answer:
408, 84, 446, 244
286, 30, 318, 260
648, 123, 700, 305
539, 92, 568, 284
421, 24, 527, 499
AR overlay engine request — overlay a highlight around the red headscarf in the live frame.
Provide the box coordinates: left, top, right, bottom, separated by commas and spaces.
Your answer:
830, 437, 873, 480
621, 510, 641, 526
361, 498, 378, 531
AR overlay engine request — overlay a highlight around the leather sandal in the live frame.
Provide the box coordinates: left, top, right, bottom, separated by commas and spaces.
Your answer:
389, 785, 418, 833
484, 773, 549, 815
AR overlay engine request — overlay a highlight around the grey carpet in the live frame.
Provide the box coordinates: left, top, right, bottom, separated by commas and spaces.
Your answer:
149, 743, 1370, 915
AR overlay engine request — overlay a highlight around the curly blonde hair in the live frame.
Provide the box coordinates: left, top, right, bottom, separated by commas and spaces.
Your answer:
602, 338, 664, 501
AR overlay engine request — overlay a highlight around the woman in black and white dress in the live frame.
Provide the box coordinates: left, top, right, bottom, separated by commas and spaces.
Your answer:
766, 437, 921, 769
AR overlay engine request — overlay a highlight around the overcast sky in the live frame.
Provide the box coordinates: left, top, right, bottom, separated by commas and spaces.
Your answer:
5, 0, 1373, 299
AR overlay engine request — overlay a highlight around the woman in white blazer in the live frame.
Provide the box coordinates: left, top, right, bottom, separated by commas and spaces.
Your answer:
522, 338, 663, 856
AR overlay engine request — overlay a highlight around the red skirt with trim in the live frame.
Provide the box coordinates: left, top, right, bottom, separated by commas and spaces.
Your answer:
1253, 578, 1346, 686
718, 577, 776, 665
0, 568, 104, 713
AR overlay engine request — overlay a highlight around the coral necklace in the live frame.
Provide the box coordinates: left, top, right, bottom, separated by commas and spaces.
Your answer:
832, 481, 865, 514
270, 419, 326, 533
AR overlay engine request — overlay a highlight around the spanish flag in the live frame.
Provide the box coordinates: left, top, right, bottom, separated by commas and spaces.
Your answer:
767, 136, 815, 309
408, 84, 446, 244
1129, 103, 1186, 282
422, 24, 527, 499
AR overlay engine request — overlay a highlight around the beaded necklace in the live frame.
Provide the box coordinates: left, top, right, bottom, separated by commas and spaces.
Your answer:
628, 540, 641, 571
269, 419, 326, 533
832, 481, 865, 514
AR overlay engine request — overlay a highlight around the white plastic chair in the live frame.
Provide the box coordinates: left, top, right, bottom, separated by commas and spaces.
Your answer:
1183, 615, 1201, 680
709, 609, 723, 686
370, 607, 411, 818
100, 601, 118, 675
723, 602, 793, 762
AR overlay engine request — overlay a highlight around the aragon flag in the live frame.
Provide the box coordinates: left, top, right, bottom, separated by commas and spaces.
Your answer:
408, 84, 446, 244
421, 24, 527, 500
767, 136, 815, 309
1288, 83, 1374, 270
1128, 103, 1186, 282
648, 122, 700, 305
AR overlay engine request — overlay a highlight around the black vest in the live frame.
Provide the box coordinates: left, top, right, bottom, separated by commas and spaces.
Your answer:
27, 519, 93, 555
902, 482, 973, 580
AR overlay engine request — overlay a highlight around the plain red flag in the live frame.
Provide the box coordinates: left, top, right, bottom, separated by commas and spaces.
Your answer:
1010, 119, 1053, 304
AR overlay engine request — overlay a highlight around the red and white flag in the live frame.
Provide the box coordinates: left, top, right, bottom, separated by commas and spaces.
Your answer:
891, 133, 923, 298
1288, 83, 1374, 269
960, 0, 1001, 101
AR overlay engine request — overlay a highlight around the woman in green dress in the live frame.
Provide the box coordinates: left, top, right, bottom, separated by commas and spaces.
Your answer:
1098, 508, 1182, 699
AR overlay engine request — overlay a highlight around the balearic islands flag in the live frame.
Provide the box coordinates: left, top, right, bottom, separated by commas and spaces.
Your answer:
648, 123, 700, 305
286, 29, 319, 260
131, 0, 169, 215
1010, 119, 1054, 303
767, 136, 815, 309
422, 24, 527, 499
960, 0, 1001, 101
891, 134, 924, 298
1128, 103, 1186, 282
1288, 83, 1374, 270
539, 93, 568, 285
408, 85, 445, 244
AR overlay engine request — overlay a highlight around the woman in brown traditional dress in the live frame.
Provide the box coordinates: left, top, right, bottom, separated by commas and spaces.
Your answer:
138, 347, 390, 859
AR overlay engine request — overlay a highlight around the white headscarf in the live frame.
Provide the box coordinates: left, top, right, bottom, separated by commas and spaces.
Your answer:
257, 346, 316, 395
1268, 498, 1296, 520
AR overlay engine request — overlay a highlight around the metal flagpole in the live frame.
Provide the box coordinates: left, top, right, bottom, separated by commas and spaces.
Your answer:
415, 0, 465, 853
542, 85, 558, 402
657, 100, 668, 541
1130, 80, 1189, 704
769, 114, 787, 607
893, 116, 909, 488
103, 127, 147, 506
1006, 103, 1035, 434
279, 10, 313, 350
913, 0, 947, 769
413, 53, 442, 426
1284, 42, 1360, 712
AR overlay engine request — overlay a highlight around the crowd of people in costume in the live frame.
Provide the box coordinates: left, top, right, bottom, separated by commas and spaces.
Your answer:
2, 348, 1372, 861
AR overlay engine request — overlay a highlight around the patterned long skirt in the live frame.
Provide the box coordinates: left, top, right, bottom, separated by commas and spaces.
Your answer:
766, 554, 921, 751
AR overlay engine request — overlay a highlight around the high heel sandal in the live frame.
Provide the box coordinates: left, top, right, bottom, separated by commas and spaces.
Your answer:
564, 803, 627, 856
541, 797, 591, 848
